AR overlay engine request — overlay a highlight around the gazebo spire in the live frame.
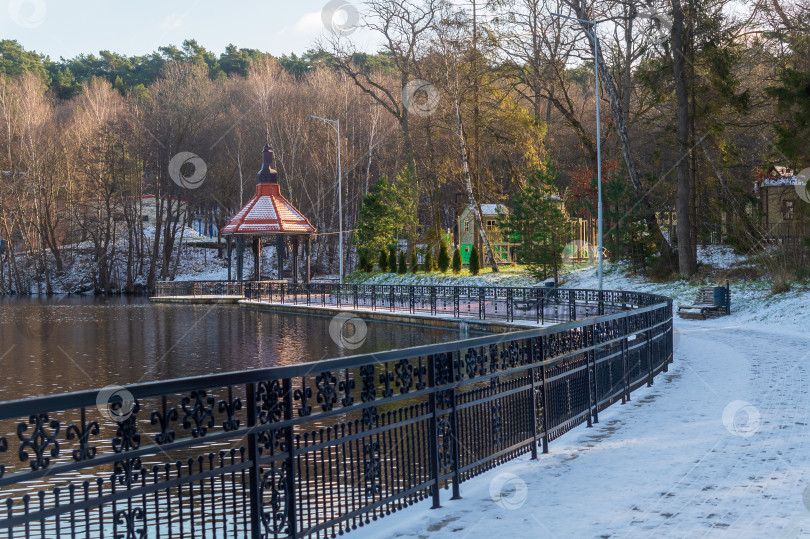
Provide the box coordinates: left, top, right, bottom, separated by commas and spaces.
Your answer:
257, 134, 278, 184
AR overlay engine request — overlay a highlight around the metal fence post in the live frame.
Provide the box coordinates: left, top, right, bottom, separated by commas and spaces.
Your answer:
453, 287, 459, 318
427, 354, 442, 509
246, 383, 263, 539
283, 378, 298, 538
529, 338, 539, 459
647, 330, 654, 387
540, 341, 550, 454
450, 351, 461, 500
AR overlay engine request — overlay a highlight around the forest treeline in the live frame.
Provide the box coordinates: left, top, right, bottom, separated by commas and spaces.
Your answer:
0, 0, 807, 293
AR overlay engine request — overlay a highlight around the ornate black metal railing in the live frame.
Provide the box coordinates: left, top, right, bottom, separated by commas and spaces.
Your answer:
155, 280, 661, 324
153, 281, 245, 297
0, 288, 672, 538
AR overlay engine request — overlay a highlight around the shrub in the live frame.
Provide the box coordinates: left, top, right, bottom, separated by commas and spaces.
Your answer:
438, 241, 450, 273
410, 250, 418, 273
423, 249, 434, 272
378, 249, 388, 272
397, 251, 407, 274
389, 246, 397, 273
359, 252, 373, 273
452, 248, 462, 274
469, 245, 480, 275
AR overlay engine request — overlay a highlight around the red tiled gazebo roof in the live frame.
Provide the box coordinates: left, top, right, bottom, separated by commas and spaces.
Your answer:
220, 144, 316, 236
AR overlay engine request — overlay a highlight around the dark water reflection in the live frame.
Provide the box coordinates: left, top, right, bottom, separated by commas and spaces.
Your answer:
0, 296, 468, 401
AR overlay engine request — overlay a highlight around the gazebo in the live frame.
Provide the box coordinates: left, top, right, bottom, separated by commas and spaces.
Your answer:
221, 143, 316, 283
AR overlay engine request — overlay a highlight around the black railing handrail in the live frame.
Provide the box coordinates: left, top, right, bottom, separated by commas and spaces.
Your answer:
0, 295, 669, 420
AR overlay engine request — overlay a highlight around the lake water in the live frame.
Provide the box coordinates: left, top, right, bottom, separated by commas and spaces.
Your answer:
0, 296, 468, 401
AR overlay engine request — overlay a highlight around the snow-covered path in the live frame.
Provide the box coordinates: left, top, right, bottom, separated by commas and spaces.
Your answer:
362, 318, 810, 538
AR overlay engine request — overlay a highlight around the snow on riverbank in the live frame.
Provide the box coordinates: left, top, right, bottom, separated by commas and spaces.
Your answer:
360, 263, 810, 538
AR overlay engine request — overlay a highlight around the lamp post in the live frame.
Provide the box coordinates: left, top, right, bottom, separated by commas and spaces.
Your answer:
552, 12, 603, 290
311, 115, 343, 284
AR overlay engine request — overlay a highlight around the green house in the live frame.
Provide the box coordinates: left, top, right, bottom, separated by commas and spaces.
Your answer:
457, 204, 517, 265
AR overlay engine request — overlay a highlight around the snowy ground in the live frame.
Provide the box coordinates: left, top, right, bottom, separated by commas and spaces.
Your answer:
360, 263, 810, 538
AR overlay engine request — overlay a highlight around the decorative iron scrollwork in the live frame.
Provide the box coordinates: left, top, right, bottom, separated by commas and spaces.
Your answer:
218, 396, 242, 431
65, 411, 99, 461
315, 371, 339, 411
379, 366, 394, 398
181, 391, 215, 437
260, 465, 290, 535
114, 506, 145, 539
491, 403, 503, 448
17, 413, 60, 470
113, 457, 143, 487
437, 418, 454, 475
465, 347, 484, 379
363, 441, 382, 496
359, 365, 376, 402
150, 407, 178, 445
258, 428, 287, 454
293, 380, 312, 416
362, 406, 378, 428
394, 359, 414, 393
338, 371, 355, 407
112, 402, 141, 453
256, 380, 287, 424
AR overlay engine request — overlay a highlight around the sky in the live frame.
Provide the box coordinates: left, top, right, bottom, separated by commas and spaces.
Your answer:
2, 0, 379, 59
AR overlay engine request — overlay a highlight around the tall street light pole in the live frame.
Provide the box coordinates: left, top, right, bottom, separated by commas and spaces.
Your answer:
311, 115, 343, 284
552, 12, 603, 290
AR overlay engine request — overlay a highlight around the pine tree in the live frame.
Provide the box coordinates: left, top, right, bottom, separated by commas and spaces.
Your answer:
452, 248, 462, 274
359, 252, 372, 272
438, 241, 450, 273
378, 249, 388, 272
410, 250, 418, 273
397, 251, 407, 274
499, 163, 571, 282
389, 246, 397, 273
469, 245, 480, 276
424, 249, 434, 272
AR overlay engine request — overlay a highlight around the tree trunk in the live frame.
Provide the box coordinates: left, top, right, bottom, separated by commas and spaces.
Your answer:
671, 0, 697, 276
567, 0, 675, 269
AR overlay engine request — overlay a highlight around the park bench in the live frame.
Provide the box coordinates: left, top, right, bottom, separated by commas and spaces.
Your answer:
677, 284, 730, 320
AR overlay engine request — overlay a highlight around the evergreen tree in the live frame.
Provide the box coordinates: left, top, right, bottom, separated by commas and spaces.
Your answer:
397, 251, 407, 274
359, 252, 373, 272
469, 245, 480, 276
389, 246, 397, 273
438, 241, 450, 273
499, 163, 571, 282
354, 170, 418, 265
452, 248, 462, 274
410, 250, 418, 273
378, 249, 388, 272
423, 249, 434, 272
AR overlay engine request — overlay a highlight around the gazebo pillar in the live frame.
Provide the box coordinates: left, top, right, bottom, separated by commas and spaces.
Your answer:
276, 235, 285, 280
292, 237, 300, 285
236, 236, 245, 281
305, 236, 311, 283
253, 237, 262, 280
226, 238, 232, 281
